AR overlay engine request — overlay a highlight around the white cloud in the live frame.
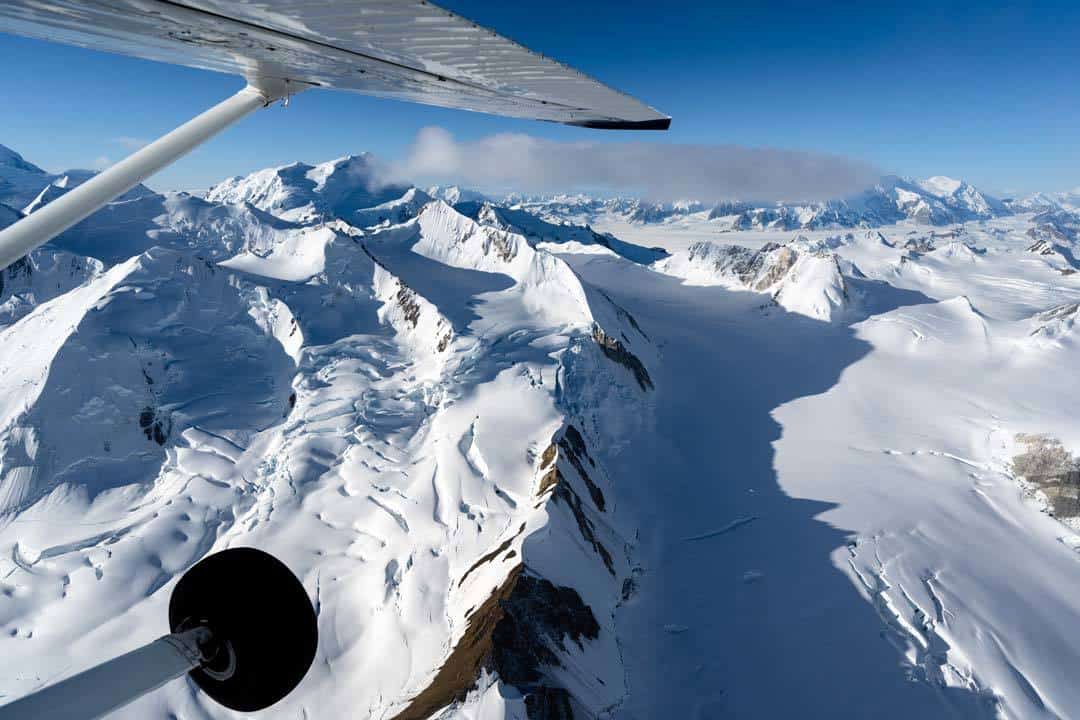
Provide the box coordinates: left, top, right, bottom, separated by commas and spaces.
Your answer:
390, 127, 881, 203
91, 155, 112, 170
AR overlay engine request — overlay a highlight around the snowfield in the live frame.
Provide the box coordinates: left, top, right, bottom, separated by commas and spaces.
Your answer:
2, 143, 1080, 719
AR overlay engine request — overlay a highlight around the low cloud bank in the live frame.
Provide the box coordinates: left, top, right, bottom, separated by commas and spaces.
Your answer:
391, 127, 881, 203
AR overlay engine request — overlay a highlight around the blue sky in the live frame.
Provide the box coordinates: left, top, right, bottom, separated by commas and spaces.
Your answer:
1, 0, 1078, 196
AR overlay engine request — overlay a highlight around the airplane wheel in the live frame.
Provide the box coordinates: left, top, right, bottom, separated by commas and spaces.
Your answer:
169, 547, 318, 711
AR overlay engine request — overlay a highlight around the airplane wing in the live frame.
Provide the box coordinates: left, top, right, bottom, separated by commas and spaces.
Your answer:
0, 0, 670, 130
0, 1, 670, 270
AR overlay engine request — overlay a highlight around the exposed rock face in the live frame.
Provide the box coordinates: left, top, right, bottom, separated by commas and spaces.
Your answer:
392, 419, 625, 720
592, 325, 654, 391
1014, 434, 1080, 521
656, 240, 801, 291
138, 406, 171, 446
395, 283, 422, 327
492, 575, 600, 687
553, 477, 615, 575
1030, 303, 1079, 340
559, 426, 605, 511
390, 566, 525, 720
655, 240, 853, 321
748, 244, 799, 290
1025, 229, 1080, 271
904, 236, 936, 253
1048, 471, 1080, 518
1028, 238, 1059, 255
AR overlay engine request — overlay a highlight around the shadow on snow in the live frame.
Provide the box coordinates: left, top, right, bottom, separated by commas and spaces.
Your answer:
564, 254, 996, 720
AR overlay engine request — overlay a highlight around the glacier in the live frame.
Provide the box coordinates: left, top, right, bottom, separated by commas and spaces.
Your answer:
2, 144, 1080, 719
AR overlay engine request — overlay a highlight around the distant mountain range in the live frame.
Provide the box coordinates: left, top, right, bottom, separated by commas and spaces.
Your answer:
6, 142, 1080, 238
507, 175, 1018, 230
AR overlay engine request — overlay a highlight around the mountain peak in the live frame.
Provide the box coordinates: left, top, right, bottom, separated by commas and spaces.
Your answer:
918, 175, 965, 197
0, 144, 45, 174
206, 152, 404, 223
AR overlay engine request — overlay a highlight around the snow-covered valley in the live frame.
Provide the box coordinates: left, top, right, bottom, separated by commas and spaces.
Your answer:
3, 144, 1080, 719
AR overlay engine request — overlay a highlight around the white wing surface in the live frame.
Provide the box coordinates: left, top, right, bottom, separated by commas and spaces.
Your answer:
0, 0, 670, 129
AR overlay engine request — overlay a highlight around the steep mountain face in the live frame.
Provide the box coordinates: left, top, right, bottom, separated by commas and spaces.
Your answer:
654, 237, 853, 321
0, 203, 22, 230
8, 145, 1080, 720
455, 200, 668, 265
0, 145, 51, 209
0, 249, 103, 328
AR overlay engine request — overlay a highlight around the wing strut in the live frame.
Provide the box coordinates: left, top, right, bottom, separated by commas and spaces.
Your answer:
0, 627, 211, 720
0, 79, 299, 270
0, 548, 319, 720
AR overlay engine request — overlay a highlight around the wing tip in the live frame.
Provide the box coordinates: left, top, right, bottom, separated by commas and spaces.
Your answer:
566, 117, 672, 131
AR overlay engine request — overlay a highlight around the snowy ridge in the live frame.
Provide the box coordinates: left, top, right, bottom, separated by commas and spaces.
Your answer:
655, 238, 854, 321
456, 200, 668, 265
355, 188, 433, 229
206, 154, 408, 224
371, 257, 455, 371
408, 201, 597, 330
1027, 302, 1080, 347
0, 248, 103, 328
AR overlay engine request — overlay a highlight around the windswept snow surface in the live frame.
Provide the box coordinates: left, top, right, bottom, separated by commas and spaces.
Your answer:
560, 214, 1080, 719
5, 144, 1080, 720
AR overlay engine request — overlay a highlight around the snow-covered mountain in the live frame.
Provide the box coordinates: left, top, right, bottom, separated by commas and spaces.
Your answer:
654, 236, 853, 321
1006, 188, 1080, 213
510, 174, 1009, 231
427, 185, 490, 206
5, 145, 1080, 720
453, 200, 668, 265
0, 144, 153, 214
206, 154, 410, 224
0, 146, 656, 720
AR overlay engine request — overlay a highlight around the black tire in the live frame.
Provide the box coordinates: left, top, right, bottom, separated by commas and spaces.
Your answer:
169, 547, 318, 712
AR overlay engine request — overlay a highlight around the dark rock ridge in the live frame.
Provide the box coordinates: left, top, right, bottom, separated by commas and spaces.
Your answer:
138, 406, 171, 446
390, 564, 599, 720
394, 424, 620, 719
1014, 433, 1080, 520
591, 326, 653, 391
491, 574, 600, 686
